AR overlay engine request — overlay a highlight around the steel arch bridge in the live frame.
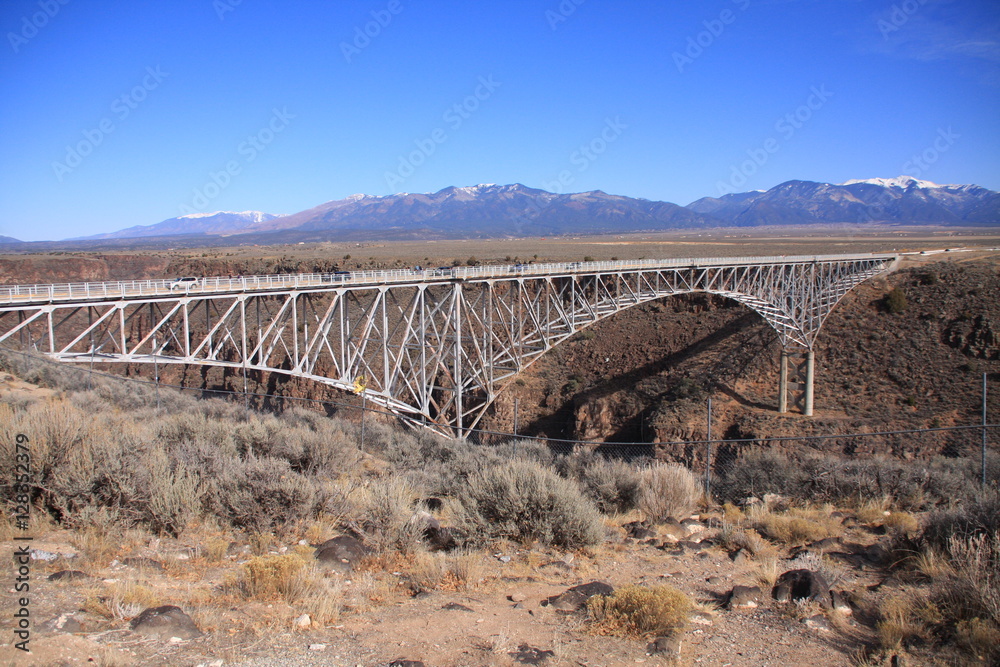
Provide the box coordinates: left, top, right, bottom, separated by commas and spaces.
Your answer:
0, 254, 897, 436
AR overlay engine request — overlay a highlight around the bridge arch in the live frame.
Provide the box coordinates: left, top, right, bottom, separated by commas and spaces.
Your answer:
0, 254, 896, 437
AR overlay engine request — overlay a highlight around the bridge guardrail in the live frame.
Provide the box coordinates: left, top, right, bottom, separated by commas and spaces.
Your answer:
0, 253, 896, 306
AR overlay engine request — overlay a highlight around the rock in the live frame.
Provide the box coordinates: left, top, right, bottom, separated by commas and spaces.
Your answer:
441, 602, 474, 612
47, 570, 89, 582
727, 585, 763, 609
646, 631, 683, 659
831, 590, 853, 614
802, 614, 832, 632
496, 554, 512, 563
425, 523, 464, 551
773, 570, 831, 608
309, 644, 327, 651
509, 644, 556, 665
508, 592, 527, 603
731, 549, 750, 565
863, 543, 890, 565
314, 535, 368, 572
680, 519, 705, 534
122, 557, 165, 571
741, 496, 762, 508
130, 605, 202, 640
294, 613, 311, 628
623, 520, 657, 539
691, 612, 714, 626
43, 612, 85, 633
705, 576, 724, 586
676, 540, 703, 551
807, 537, 843, 552
29, 545, 78, 561
660, 518, 688, 541
542, 581, 613, 612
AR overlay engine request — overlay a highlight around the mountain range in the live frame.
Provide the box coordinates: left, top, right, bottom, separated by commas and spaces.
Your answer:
8, 177, 1000, 246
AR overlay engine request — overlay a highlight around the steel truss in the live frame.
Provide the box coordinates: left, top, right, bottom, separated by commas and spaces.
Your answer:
0, 254, 896, 436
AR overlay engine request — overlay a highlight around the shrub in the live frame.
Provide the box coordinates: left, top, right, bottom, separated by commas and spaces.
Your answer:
580, 458, 641, 514
588, 585, 692, 638
211, 456, 317, 533
637, 463, 701, 523
883, 287, 908, 314
714, 448, 809, 502
236, 553, 313, 603
922, 492, 1000, 551
936, 532, 1000, 626
458, 459, 603, 548
349, 476, 424, 554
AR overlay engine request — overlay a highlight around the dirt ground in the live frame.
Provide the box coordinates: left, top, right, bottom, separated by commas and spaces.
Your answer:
0, 508, 899, 667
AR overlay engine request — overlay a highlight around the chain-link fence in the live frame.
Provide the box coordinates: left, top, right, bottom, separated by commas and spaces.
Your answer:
2, 348, 996, 505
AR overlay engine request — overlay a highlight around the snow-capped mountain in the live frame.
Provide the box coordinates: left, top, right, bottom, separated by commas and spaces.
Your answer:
76, 211, 280, 240
236, 183, 709, 238
77, 178, 998, 244
685, 176, 1000, 227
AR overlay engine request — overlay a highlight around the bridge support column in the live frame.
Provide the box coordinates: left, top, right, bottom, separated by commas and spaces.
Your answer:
779, 347, 815, 416
778, 350, 788, 413
804, 350, 815, 417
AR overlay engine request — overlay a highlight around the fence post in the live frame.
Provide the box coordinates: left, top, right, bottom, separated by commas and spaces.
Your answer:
984, 372, 989, 489
705, 398, 712, 498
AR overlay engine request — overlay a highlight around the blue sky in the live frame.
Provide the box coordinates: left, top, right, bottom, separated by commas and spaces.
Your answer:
1, 0, 998, 241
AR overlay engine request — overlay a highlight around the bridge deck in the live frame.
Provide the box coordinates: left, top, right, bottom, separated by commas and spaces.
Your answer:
0, 253, 895, 306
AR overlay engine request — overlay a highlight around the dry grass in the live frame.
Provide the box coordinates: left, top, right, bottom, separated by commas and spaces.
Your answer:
232, 553, 319, 604
876, 591, 943, 649
83, 580, 161, 621
749, 505, 841, 546
588, 584, 692, 638
407, 549, 486, 591
753, 553, 782, 588
716, 524, 774, 558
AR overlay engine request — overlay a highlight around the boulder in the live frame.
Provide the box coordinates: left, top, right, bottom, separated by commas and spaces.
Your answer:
542, 581, 613, 612
773, 569, 831, 608
623, 520, 657, 540
727, 585, 763, 609
646, 631, 683, 659
314, 535, 368, 572
47, 570, 89, 582
130, 605, 202, 640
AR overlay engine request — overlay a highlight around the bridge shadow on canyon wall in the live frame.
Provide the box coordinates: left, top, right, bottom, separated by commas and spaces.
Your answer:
517, 300, 781, 445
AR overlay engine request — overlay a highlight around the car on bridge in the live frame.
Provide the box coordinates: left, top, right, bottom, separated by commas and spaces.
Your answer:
431, 267, 455, 276
169, 277, 200, 290
322, 271, 352, 283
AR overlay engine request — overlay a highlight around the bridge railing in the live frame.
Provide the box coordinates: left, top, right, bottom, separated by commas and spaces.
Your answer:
0, 253, 895, 305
